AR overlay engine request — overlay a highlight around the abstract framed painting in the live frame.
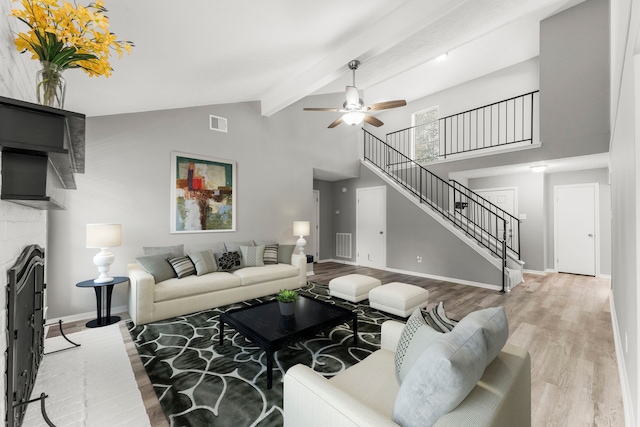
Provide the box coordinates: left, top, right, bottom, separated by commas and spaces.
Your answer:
170, 152, 236, 233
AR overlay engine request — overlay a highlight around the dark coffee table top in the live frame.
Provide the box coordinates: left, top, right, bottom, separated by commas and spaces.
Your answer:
220, 295, 355, 352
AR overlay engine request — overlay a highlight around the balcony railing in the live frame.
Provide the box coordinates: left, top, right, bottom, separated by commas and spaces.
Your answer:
386, 91, 539, 163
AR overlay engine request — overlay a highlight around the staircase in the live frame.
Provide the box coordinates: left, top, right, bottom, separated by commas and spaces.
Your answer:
363, 130, 524, 292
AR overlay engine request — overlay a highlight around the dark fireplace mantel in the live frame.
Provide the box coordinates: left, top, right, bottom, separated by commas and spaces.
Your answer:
0, 96, 85, 209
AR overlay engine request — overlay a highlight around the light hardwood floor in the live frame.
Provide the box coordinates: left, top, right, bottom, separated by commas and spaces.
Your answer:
51, 262, 625, 426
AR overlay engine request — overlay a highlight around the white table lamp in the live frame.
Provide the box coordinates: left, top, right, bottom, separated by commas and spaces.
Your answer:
293, 221, 310, 257
86, 223, 122, 283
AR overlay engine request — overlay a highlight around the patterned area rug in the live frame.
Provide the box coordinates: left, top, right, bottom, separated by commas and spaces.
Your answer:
127, 282, 398, 426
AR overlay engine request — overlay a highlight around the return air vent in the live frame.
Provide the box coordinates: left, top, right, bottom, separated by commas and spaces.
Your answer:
336, 233, 352, 258
209, 114, 228, 133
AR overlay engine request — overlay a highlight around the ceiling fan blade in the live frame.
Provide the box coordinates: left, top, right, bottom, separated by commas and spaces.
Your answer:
363, 114, 383, 127
345, 86, 360, 107
367, 100, 407, 111
328, 117, 344, 128
303, 107, 341, 112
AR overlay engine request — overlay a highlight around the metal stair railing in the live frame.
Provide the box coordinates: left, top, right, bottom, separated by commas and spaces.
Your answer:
386, 91, 539, 162
364, 130, 513, 292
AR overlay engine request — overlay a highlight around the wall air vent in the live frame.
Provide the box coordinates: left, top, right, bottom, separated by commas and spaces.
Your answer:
336, 233, 352, 258
209, 114, 228, 133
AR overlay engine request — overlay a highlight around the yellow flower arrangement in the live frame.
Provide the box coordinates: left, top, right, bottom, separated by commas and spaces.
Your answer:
10, 0, 134, 77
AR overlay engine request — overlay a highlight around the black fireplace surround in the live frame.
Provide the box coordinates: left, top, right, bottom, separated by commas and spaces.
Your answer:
5, 245, 45, 427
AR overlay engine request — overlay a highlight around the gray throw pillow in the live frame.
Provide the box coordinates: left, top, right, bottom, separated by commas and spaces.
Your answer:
223, 241, 254, 253
143, 244, 184, 258
188, 249, 218, 275
456, 306, 508, 363
392, 320, 489, 427
136, 253, 176, 283
277, 244, 296, 264
395, 308, 442, 382
263, 244, 279, 265
240, 245, 265, 267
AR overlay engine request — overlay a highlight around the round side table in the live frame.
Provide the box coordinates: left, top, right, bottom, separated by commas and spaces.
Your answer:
76, 276, 128, 328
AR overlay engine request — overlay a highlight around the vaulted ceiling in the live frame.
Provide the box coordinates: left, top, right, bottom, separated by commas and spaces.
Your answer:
63, 0, 584, 117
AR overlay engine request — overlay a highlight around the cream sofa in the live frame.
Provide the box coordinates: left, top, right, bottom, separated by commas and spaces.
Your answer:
128, 252, 306, 326
284, 320, 531, 427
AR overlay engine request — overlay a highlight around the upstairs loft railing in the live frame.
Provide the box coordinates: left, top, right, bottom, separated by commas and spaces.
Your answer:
386, 91, 539, 163
363, 129, 521, 267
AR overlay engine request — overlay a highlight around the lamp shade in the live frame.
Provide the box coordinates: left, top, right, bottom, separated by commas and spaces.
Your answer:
86, 223, 122, 248
293, 221, 310, 237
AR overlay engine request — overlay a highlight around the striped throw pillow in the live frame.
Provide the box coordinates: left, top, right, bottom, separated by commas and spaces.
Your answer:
167, 256, 196, 279
423, 301, 458, 332
263, 244, 279, 265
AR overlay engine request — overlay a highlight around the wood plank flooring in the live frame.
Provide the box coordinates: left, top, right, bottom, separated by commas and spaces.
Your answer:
50, 262, 625, 426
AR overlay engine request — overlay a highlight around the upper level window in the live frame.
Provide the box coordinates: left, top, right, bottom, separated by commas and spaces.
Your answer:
411, 106, 439, 162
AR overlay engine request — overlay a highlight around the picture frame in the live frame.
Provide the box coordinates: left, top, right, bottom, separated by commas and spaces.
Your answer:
170, 151, 236, 233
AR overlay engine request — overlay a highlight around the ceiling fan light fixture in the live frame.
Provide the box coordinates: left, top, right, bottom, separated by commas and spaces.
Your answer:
343, 111, 365, 126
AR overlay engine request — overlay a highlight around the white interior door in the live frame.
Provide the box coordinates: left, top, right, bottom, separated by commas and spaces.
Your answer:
474, 187, 517, 246
356, 186, 386, 269
554, 184, 598, 276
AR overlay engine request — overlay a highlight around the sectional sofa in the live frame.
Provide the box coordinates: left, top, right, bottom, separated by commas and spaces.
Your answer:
127, 241, 306, 325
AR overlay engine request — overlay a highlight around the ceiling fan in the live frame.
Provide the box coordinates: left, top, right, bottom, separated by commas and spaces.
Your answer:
303, 60, 407, 128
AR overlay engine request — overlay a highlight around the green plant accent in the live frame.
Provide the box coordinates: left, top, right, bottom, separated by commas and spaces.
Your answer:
276, 289, 299, 303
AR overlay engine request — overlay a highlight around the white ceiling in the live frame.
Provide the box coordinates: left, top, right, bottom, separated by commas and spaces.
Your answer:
62, 0, 584, 118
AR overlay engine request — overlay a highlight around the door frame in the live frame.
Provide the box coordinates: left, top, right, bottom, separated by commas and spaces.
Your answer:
553, 183, 599, 276
356, 185, 387, 269
312, 189, 320, 261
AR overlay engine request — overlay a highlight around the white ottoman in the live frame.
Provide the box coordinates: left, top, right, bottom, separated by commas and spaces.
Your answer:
368, 282, 429, 317
329, 274, 382, 303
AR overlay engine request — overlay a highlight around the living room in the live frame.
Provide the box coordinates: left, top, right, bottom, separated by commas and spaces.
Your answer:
1, 0, 639, 426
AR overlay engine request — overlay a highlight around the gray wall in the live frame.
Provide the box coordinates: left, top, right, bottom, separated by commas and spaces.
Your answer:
325, 164, 501, 286
468, 172, 546, 272
545, 168, 611, 275
46, 92, 363, 319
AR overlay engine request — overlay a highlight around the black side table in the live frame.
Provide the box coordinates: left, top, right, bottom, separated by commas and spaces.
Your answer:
76, 276, 128, 328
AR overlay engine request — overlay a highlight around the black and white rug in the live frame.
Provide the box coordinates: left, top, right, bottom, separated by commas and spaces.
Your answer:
127, 282, 398, 427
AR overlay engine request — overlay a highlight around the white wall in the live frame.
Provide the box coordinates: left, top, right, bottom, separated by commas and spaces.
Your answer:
610, 0, 640, 424
0, 0, 48, 423
46, 93, 362, 319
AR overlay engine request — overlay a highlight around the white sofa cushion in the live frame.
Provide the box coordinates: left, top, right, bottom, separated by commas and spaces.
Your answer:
232, 264, 298, 286
154, 272, 241, 302
329, 349, 400, 419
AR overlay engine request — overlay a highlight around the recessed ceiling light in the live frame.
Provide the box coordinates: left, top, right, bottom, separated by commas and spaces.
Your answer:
435, 53, 448, 62
530, 165, 548, 173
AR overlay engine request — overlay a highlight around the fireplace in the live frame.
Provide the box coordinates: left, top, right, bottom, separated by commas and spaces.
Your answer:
5, 245, 45, 427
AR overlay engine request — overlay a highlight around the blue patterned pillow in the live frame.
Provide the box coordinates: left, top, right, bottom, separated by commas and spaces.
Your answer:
214, 251, 242, 271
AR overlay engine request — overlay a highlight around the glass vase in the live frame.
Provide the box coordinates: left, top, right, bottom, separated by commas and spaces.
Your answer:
36, 61, 66, 109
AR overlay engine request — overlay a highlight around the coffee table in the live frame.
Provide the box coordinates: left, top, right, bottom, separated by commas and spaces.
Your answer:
219, 295, 357, 389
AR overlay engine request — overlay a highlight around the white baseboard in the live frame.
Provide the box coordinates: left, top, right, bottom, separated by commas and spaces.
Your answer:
384, 267, 501, 291
47, 305, 128, 326
610, 295, 635, 427
318, 258, 357, 266
524, 269, 547, 276
598, 273, 612, 279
